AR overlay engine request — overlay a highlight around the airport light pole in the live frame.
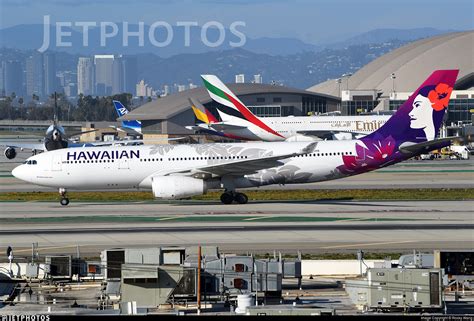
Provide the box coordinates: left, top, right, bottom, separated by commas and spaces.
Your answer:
254, 261, 258, 306
357, 250, 363, 276
336, 78, 342, 98
342, 73, 352, 91
391, 73, 397, 98
197, 245, 201, 315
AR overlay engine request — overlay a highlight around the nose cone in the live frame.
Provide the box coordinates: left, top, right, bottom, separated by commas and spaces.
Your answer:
12, 165, 28, 182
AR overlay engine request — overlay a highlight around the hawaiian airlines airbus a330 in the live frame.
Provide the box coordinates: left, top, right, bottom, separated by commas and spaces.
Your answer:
12, 70, 463, 205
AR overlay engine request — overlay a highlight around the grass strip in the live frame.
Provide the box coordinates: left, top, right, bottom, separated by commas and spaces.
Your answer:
0, 188, 472, 202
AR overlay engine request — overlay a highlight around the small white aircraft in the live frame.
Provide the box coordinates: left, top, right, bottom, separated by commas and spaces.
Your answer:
12, 70, 463, 206
0, 123, 98, 160
187, 75, 392, 142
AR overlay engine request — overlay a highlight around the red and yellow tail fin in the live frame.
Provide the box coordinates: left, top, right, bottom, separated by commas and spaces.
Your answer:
189, 98, 218, 124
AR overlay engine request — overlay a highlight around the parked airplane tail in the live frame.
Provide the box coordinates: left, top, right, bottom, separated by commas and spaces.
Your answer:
189, 98, 218, 124
112, 100, 142, 133
201, 75, 283, 138
365, 70, 458, 144
113, 100, 129, 117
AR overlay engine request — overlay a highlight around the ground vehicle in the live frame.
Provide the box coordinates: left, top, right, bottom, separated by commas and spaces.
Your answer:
449, 145, 470, 160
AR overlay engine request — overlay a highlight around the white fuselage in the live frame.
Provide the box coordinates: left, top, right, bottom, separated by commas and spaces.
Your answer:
13, 140, 362, 191
215, 113, 391, 141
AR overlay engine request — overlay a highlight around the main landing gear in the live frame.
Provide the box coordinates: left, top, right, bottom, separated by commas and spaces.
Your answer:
59, 188, 69, 206
220, 191, 248, 205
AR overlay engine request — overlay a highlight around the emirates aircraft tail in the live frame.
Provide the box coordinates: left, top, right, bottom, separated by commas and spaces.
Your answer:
201, 75, 284, 139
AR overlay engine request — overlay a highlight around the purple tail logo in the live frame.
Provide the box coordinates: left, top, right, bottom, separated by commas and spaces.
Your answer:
366, 69, 458, 143
338, 70, 458, 175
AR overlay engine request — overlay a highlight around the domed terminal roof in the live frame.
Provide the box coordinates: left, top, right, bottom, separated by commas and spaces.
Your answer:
308, 31, 474, 96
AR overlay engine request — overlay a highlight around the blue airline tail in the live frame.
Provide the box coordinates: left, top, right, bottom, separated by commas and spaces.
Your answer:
113, 100, 142, 133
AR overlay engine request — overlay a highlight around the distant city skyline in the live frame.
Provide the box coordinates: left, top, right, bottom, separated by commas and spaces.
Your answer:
0, 0, 472, 44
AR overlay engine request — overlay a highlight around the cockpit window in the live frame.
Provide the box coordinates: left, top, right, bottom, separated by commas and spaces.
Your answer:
25, 160, 37, 165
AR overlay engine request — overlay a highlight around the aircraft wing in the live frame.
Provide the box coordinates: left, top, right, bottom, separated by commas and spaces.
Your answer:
153, 142, 318, 177
185, 125, 212, 132
0, 141, 44, 151
67, 129, 98, 138
399, 136, 469, 155
182, 153, 297, 176
111, 125, 140, 135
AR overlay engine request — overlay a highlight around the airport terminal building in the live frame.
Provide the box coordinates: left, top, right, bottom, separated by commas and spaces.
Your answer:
308, 31, 474, 133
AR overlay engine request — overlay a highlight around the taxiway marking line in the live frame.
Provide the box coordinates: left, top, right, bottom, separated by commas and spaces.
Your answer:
336, 217, 367, 222
321, 240, 416, 249
157, 216, 186, 221
243, 216, 272, 221
10, 245, 87, 253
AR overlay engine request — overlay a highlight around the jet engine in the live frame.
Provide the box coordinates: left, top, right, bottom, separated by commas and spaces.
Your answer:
4, 147, 17, 159
333, 132, 353, 141
44, 138, 68, 151
152, 176, 207, 199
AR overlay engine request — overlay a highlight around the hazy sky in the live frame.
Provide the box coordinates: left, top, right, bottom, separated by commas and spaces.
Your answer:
1, 0, 473, 43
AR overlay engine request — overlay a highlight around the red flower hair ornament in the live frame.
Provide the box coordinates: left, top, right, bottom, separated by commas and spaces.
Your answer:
428, 83, 453, 111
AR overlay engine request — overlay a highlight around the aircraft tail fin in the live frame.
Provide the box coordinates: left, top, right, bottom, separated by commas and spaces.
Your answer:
189, 98, 218, 124
113, 100, 129, 117
201, 74, 283, 138
366, 70, 458, 143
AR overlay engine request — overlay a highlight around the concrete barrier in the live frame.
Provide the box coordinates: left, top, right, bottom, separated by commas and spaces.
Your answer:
0, 263, 45, 279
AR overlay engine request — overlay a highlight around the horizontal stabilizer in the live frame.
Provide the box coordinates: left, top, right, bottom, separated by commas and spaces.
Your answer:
67, 129, 98, 138
399, 136, 470, 155
209, 122, 248, 131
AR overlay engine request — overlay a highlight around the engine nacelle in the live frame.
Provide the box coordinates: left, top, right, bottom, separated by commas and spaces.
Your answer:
152, 176, 206, 199
4, 147, 17, 159
333, 132, 353, 141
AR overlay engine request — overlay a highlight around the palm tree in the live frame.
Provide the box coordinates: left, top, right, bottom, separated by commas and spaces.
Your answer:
18, 97, 24, 119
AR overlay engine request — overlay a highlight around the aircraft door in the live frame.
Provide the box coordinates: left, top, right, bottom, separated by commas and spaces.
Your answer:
51, 155, 62, 171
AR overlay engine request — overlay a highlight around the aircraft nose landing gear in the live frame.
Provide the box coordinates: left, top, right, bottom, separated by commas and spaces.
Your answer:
59, 188, 69, 206
220, 191, 248, 204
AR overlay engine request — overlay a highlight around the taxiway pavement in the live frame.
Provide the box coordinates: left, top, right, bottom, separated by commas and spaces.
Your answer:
0, 199, 472, 256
